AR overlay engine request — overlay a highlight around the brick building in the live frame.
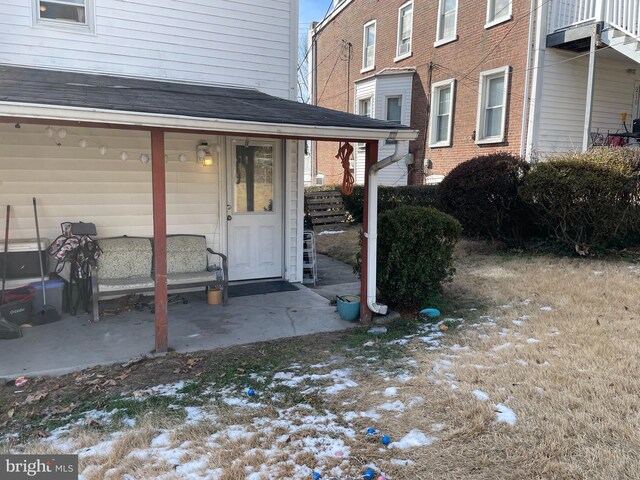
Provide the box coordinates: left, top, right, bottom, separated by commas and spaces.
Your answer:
309, 0, 534, 185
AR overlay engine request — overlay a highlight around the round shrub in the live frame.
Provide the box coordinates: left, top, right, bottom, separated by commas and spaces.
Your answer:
437, 152, 531, 243
375, 205, 461, 309
519, 148, 640, 255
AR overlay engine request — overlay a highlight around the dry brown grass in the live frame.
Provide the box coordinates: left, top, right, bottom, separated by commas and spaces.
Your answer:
315, 224, 361, 266
11, 240, 640, 479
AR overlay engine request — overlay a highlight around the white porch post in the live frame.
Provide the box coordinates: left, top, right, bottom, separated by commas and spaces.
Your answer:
582, 24, 599, 152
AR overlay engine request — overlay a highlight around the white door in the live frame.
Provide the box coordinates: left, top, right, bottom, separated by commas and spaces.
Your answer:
226, 139, 283, 281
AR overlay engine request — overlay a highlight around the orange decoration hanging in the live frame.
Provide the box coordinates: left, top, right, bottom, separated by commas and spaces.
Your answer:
336, 142, 355, 196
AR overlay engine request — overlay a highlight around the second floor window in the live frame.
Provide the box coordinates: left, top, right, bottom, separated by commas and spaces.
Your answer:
358, 97, 372, 118
486, 0, 512, 28
396, 1, 413, 60
436, 0, 457, 45
362, 21, 376, 72
476, 66, 509, 143
430, 79, 455, 147
386, 96, 402, 144
38, 0, 86, 24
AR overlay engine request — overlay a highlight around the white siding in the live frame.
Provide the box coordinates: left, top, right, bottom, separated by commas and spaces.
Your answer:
354, 78, 376, 184
285, 139, 302, 282
352, 73, 412, 186
0, 124, 222, 252
0, 0, 295, 99
535, 48, 640, 155
375, 74, 412, 186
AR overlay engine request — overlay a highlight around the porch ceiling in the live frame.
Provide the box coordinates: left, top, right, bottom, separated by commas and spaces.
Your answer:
0, 66, 418, 142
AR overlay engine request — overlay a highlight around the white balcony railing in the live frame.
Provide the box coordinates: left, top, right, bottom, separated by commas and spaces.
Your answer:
549, 0, 640, 39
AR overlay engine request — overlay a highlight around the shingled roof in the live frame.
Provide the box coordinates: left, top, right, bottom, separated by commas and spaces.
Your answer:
0, 66, 412, 132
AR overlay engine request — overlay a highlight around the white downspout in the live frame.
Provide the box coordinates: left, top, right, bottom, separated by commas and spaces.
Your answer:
365, 140, 410, 315
520, 0, 536, 157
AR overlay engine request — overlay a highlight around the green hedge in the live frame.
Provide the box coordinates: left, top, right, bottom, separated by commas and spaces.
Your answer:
437, 152, 532, 244
372, 206, 461, 309
306, 184, 439, 223
519, 148, 640, 255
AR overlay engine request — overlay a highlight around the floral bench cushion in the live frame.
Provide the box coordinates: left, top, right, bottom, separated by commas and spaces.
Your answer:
96, 237, 152, 280
167, 235, 208, 274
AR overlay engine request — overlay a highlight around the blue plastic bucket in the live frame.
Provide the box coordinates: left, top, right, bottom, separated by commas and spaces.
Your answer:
336, 294, 360, 321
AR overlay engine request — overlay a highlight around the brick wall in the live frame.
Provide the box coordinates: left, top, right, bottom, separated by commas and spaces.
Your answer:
312, 0, 533, 184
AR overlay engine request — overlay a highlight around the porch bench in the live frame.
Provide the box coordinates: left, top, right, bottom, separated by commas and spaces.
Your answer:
91, 234, 228, 321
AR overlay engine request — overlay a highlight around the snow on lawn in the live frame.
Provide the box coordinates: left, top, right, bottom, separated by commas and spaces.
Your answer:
495, 403, 517, 426
390, 429, 437, 449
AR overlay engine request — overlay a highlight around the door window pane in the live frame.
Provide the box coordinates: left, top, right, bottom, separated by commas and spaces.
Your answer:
235, 145, 274, 213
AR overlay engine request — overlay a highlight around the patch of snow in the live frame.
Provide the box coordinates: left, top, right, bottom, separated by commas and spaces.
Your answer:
472, 390, 490, 401
493, 342, 511, 351
521, 299, 532, 305
378, 400, 405, 411
430, 423, 445, 432
512, 320, 523, 326
368, 326, 387, 334
389, 429, 437, 449
592, 270, 604, 276
527, 338, 541, 344
151, 432, 171, 448
324, 380, 358, 395
391, 458, 416, 466
516, 359, 529, 366
540, 306, 553, 311
318, 230, 345, 235
384, 387, 398, 397
495, 404, 516, 426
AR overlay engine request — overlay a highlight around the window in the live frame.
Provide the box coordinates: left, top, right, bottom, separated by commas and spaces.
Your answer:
385, 96, 402, 144
395, 1, 413, 61
362, 21, 376, 72
485, 0, 512, 28
435, 0, 458, 46
34, 0, 93, 31
430, 79, 455, 147
358, 97, 372, 118
476, 66, 509, 143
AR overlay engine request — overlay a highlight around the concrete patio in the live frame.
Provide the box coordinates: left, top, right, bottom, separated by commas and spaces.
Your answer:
0, 284, 355, 379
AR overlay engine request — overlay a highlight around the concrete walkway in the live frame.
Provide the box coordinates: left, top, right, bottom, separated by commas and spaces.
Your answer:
310, 253, 360, 302
0, 285, 354, 379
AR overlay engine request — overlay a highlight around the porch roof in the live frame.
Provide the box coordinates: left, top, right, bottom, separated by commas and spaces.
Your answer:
0, 66, 417, 142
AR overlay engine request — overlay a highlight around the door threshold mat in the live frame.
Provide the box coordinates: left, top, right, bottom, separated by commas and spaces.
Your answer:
228, 280, 299, 298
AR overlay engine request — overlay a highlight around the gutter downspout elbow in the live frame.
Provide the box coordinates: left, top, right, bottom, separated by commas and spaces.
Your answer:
366, 141, 409, 316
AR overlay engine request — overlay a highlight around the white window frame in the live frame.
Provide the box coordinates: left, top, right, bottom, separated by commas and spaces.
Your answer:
395, 1, 413, 62
32, 0, 95, 33
356, 95, 373, 153
435, 0, 458, 47
385, 95, 403, 144
485, 0, 512, 29
357, 96, 373, 118
361, 20, 376, 73
429, 79, 455, 148
475, 66, 510, 144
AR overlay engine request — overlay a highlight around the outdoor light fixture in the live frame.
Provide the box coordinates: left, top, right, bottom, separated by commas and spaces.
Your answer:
197, 142, 215, 167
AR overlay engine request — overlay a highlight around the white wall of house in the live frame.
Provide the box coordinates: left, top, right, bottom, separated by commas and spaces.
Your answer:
374, 73, 412, 186
533, 48, 640, 155
353, 72, 412, 185
0, 124, 302, 282
0, 124, 222, 252
0, 0, 297, 100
